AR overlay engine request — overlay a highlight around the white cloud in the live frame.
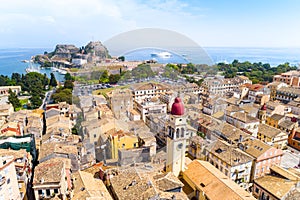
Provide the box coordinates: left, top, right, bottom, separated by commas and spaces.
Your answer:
40, 16, 56, 23
0, 0, 206, 47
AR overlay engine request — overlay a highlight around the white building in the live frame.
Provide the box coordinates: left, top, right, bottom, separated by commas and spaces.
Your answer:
226, 112, 260, 137
0, 156, 21, 200
201, 76, 252, 96
135, 99, 167, 122
33, 158, 70, 200
206, 140, 253, 188
131, 82, 169, 101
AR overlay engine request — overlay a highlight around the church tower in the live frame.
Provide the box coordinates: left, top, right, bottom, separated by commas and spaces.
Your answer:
166, 97, 187, 177
258, 104, 267, 124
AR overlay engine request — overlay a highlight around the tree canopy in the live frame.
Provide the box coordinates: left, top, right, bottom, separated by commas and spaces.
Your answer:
217, 60, 297, 83
52, 87, 73, 104
8, 89, 21, 110
49, 73, 58, 87
99, 70, 109, 83
0, 72, 50, 109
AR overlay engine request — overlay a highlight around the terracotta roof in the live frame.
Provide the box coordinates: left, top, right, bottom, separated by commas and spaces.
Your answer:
46, 115, 70, 125
183, 160, 256, 200
153, 172, 184, 191
72, 171, 113, 200
269, 114, 285, 121
277, 87, 300, 95
207, 140, 253, 166
278, 120, 296, 129
270, 165, 300, 181
110, 168, 157, 200
214, 122, 249, 143
246, 84, 264, 91
241, 139, 275, 159
131, 82, 169, 91
232, 112, 259, 123
258, 124, 283, 138
254, 175, 298, 199
33, 158, 65, 185
39, 143, 78, 160
226, 105, 243, 113
110, 167, 187, 200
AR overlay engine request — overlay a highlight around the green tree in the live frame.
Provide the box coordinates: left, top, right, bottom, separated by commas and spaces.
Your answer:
64, 80, 74, 90
29, 93, 42, 109
43, 73, 49, 87
182, 63, 197, 74
52, 88, 73, 104
23, 72, 48, 92
8, 89, 21, 110
109, 74, 121, 84
99, 70, 109, 83
166, 63, 180, 72
118, 56, 125, 61
11, 73, 22, 84
162, 65, 179, 80
0, 75, 12, 86
49, 73, 57, 87
131, 64, 155, 79
65, 73, 75, 81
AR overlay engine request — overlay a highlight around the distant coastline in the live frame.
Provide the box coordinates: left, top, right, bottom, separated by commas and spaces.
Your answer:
0, 47, 299, 77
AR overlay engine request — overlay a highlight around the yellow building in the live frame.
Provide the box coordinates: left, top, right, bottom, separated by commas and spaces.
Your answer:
266, 114, 284, 128
108, 130, 139, 159
257, 124, 288, 149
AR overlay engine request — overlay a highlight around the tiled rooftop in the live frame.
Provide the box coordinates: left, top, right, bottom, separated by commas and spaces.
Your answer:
207, 140, 253, 166
33, 158, 65, 185
258, 124, 282, 138
72, 171, 113, 200
183, 160, 256, 200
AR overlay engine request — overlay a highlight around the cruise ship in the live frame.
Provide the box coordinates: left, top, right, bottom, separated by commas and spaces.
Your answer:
150, 51, 172, 59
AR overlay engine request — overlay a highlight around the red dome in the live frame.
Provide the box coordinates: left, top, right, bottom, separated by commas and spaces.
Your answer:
171, 97, 185, 115
261, 104, 267, 111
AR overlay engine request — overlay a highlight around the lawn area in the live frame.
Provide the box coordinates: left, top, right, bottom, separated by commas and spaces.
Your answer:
92, 85, 129, 96
15, 98, 29, 111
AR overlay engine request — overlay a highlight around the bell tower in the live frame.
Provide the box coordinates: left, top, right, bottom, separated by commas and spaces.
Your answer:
258, 104, 267, 124
166, 97, 187, 177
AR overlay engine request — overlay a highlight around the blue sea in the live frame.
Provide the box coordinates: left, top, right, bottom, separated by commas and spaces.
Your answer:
0, 48, 65, 81
123, 47, 300, 67
0, 47, 299, 79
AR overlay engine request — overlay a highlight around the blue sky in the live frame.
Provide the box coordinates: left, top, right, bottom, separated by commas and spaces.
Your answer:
1, 0, 300, 48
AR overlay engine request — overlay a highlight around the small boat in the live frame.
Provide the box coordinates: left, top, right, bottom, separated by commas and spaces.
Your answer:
25, 61, 40, 73
21, 60, 29, 63
51, 67, 67, 75
25, 66, 40, 73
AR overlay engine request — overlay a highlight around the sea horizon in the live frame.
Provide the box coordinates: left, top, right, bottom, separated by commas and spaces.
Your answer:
0, 46, 299, 78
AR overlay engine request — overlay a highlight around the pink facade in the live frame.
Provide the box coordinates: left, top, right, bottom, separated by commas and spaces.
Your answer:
253, 147, 283, 179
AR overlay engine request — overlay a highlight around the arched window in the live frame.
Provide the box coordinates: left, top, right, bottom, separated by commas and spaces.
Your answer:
176, 128, 180, 139
181, 128, 185, 137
